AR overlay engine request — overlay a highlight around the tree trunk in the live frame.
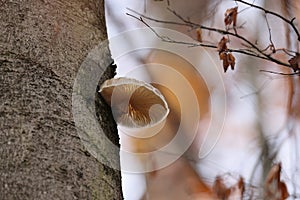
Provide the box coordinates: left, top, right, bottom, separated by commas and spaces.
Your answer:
0, 0, 122, 199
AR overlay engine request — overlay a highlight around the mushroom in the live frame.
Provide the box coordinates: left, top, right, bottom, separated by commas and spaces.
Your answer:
99, 77, 169, 138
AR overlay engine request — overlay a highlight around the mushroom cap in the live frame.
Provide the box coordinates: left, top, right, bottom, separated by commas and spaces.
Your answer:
99, 77, 169, 136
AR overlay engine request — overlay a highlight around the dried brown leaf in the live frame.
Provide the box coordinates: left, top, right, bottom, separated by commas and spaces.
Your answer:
213, 176, 231, 199
265, 163, 281, 185
221, 53, 229, 73
228, 177, 245, 200
219, 52, 226, 60
217, 37, 228, 53
213, 176, 245, 200
228, 53, 235, 70
219, 52, 235, 73
237, 177, 245, 197
288, 53, 300, 72
196, 28, 202, 42
224, 7, 238, 26
265, 163, 289, 200
279, 182, 289, 200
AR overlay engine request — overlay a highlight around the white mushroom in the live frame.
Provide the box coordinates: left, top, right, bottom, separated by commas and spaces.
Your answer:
99, 77, 169, 138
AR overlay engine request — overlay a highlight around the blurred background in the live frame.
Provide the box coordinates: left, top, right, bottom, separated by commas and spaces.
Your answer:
105, 0, 300, 199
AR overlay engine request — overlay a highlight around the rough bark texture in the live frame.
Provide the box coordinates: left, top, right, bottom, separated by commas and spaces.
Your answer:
0, 0, 122, 199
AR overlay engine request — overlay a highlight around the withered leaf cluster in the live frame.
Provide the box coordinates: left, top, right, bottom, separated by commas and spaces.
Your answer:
265, 163, 289, 200
224, 7, 238, 27
288, 53, 300, 72
220, 52, 235, 72
213, 176, 244, 200
218, 37, 235, 72
212, 165, 289, 200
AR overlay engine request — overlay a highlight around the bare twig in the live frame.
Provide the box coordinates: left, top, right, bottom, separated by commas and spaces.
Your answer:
126, 12, 274, 63
276, 48, 297, 56
127, 8, 291, 68
126, 12, 217, 50
127, 8, 191, 27
167, 8, 291, 67
238, 0, 256, 14
260, 69, 300, 76
264, 14, 276, 53
235, 0, 300, 41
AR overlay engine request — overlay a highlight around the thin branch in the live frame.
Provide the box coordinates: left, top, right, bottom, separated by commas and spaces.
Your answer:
127, 8, 291, 68
235, 0, 300, 41
127, 8, 192, 28
276, 48, 296, 56
126, 13, 217, 49
229, 49, 270, 61
238, 0, 256, 14
264, 14, 276, 53
260, 69, 300, 76
127, 12, 288, 67
166, 8, 290, 67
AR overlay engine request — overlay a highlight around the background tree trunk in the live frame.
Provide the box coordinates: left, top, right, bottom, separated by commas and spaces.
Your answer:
0, 0, 122, 199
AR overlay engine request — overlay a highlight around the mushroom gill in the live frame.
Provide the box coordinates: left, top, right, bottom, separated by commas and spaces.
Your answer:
99, 77, 169, 129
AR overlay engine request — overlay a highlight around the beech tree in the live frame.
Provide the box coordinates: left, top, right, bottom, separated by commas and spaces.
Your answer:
0, 0, 123, 199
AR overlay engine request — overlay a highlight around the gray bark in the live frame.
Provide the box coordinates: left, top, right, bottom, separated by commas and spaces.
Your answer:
0, 0, 122, 199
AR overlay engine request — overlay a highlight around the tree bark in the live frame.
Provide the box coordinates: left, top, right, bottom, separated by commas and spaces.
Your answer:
0, 0, 122, 199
